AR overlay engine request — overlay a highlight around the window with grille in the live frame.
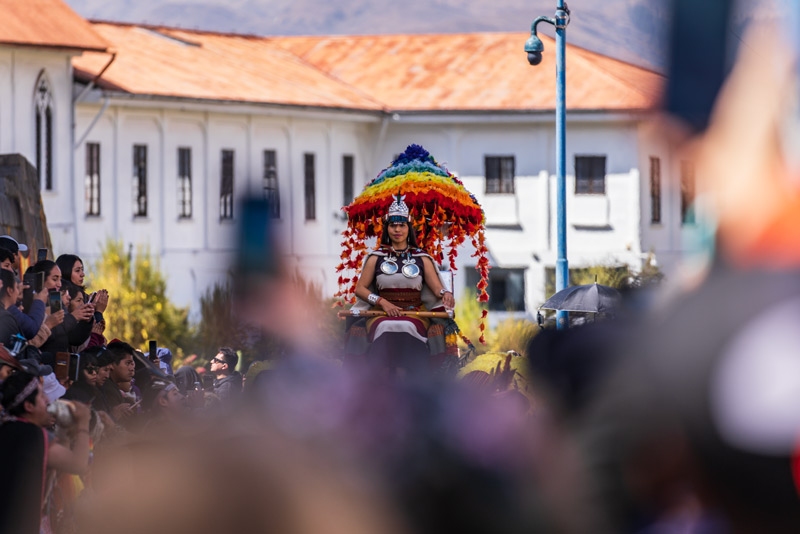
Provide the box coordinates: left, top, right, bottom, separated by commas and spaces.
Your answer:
575, 155, 606, 195
467, 267, 526, 311
85, 143, 100, 216
133, 145, 148, 217
650, 156, 661, 224
263, 150, 279, 218
343, 155, 355, 206
177, 147, 192, 219
485, 156, 515, 194
35, 74, 54, 191
304, 153, 316, 220
220, 150, 234, 220
681, 160, 695, 225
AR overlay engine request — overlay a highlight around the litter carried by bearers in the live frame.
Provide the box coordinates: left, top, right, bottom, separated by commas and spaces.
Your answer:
336, 144, 490, 374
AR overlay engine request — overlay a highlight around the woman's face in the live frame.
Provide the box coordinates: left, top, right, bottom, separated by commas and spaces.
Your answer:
45, 266, 62, 291
96, 364, 111, 386
61, 289, 72, 310
83, 364, 98, 386
68, 291, 83, 313
71, 261, 85, 287
388, 222, 409, 246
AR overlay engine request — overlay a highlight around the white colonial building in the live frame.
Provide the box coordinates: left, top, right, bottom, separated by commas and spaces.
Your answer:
0, 1, 701, 316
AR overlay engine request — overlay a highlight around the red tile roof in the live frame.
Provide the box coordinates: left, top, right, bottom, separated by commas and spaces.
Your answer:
274, 33, 663, 112
0, 0, 107, 51
73, 23, 382, 110
73, 22, 664, 113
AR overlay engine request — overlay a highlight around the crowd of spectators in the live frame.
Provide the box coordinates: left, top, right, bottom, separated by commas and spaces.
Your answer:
0, 235, 246, 533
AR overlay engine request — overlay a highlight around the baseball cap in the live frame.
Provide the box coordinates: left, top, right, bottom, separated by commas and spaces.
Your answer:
0, 235, 28, 254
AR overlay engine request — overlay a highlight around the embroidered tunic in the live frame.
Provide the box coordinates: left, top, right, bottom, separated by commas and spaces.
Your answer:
366, 250, 432, 344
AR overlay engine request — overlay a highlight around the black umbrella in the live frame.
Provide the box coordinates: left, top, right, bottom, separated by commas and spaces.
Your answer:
540, 282, 622, 314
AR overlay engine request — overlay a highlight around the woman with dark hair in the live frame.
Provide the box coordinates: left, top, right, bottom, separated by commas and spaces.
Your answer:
56, 254, 109, 318
26, 260, 94, 355
63, 351, 100, 403
351, 195, 454, 372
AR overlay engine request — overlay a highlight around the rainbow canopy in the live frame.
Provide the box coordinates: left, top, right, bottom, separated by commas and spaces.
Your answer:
335, 144, 490, 339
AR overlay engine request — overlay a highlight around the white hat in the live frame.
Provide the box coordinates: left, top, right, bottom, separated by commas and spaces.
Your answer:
0, 235, 28, 253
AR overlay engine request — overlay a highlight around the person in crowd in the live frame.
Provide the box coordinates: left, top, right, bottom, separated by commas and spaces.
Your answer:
88, 347, 114, 414
0, 247, 14, 271
0, 371, 91, 534
56, 253, 109, 319
27, 260, 94, 354
5, 263, 48, 341
143, 379, 186, 428
210, 347, 242, 400
0, 235, 27, 273
63, 351, 100, 403
99, 341, 137, 422
0, 268, 22, 348
0, 344, 22, 382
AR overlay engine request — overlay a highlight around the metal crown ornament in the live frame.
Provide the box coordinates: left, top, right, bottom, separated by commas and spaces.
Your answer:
386, 194, 410, 222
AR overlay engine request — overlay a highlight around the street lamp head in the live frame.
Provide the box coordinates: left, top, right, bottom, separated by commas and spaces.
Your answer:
524, 33, 544, 66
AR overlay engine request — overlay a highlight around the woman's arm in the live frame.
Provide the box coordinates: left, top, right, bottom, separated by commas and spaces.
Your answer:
422, 257, 455, 308
355, 255, 402, 317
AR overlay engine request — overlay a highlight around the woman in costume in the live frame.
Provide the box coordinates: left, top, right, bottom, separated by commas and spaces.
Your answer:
354, 195, 455, 372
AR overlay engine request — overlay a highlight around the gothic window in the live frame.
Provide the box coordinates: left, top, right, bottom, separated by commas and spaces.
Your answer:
34, 74, 54, 190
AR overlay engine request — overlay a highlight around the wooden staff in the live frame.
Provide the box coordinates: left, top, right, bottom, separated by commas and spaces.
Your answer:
337, 310, 454, 319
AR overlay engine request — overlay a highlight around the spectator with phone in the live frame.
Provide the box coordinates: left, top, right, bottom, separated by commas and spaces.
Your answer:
2, 257, 48, 341
0, 268, 23, 349
56, 254, 109, 321
27, 261, 94, 355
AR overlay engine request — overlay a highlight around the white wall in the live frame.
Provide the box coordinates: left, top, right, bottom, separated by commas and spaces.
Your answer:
71, 100, 375, 311
0, 46, 78, 249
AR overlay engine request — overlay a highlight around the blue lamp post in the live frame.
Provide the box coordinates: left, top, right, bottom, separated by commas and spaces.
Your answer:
525, 1, 571, 329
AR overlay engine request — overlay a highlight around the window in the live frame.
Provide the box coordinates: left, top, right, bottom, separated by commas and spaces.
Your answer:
133, 145, 148, 217
263, 150, 279, 218
485, 156, 515, 194
467, 268, 526, 311
178, 147, 192, 218
220, 150, 234, 220
575, 155, 606, 195
680, 160, 695, 224
342, 154, 355, 206
304, 153, 316, 220
85, 143, 100, 216
650, 156, 661, 224
34, 74, 54, 190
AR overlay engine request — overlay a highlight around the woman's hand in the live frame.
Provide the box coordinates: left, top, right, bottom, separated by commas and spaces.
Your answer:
92, 320, 106, 335
442, 291, 455, 309
71, 302, 95, 322
95, 290, 109, 313
45, 310, 65, 328
379, 298, 403, 317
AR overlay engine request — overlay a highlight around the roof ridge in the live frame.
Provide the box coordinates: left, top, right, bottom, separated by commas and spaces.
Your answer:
87, 19, 663, 77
